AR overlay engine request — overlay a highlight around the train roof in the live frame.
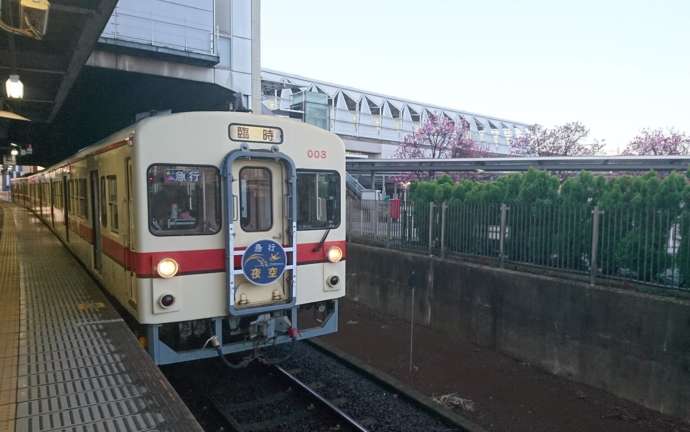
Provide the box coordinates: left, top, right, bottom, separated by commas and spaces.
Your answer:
14, 111, 341, 182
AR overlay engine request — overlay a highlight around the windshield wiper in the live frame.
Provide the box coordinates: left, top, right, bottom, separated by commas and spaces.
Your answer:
312, 228, 331, 252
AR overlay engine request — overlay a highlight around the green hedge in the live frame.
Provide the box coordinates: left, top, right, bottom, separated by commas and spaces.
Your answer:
409, 169, 690, 210
406, 169, 690, 289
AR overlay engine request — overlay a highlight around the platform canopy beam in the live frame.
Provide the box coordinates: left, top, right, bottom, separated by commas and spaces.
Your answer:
346, 156, 690, 174
0, 0, 118, 122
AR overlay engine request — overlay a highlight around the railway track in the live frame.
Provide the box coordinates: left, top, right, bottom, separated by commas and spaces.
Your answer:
206, 363, 369, 432
166, 357, 371, 432
165, 341, 471, 432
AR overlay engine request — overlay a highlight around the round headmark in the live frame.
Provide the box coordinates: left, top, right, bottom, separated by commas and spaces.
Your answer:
241, 239, 287, 286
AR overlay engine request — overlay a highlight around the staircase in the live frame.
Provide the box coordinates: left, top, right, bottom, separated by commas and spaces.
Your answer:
346, 173, 378, 199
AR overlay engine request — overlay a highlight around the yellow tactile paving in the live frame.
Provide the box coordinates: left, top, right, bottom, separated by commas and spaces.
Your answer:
0, 201, 203, 432
0, 202, 20, 432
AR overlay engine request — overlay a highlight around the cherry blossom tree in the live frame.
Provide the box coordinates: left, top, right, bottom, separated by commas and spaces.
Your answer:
622, 128, 689, 155
394, 113, 477, 160
510, 121, 604, 156
392, 113, 478, 182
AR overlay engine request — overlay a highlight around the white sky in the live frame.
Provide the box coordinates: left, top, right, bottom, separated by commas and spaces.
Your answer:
261, 0, 690, 154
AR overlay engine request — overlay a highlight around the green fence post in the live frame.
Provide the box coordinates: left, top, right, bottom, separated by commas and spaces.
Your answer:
428, 202, 435, 256
590, 206, 603, 285
440, 202, 448, 258
499, 203, 509, 267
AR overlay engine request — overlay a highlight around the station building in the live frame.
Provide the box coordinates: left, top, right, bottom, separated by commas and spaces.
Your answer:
261, 69, 530, 159
1, 0, 530, 180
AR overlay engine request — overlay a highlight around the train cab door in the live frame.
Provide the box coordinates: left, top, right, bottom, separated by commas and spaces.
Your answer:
224, 149, 298, 316
89, 170, 103, 272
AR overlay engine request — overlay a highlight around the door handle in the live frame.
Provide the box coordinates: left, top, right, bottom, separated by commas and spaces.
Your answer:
233, 194, 239, 221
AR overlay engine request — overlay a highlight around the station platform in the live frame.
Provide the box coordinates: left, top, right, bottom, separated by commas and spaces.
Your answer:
0, 202, 202, 432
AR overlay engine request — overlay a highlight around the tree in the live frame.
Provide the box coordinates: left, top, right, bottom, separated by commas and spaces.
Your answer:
393, 113, 478, 183
622, 128, 689, 155
510, 121, 604, 156
395, 113, 477, 160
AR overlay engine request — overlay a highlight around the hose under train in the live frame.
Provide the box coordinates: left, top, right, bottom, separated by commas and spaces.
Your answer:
206, 333, 297, 369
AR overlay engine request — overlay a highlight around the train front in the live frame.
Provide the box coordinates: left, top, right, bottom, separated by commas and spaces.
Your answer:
134, 112, 346, 365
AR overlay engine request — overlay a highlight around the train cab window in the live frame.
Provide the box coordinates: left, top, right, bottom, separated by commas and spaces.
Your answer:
296, 170, 340, 230
107, 176, 118, 232
239, 167, 272, 232
147, 165, 221, 236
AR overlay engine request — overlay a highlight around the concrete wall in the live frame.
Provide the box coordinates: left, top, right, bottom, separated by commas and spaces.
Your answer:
96, 0, 257, 102
346, 242, 690, 420
103, 0, 216, 55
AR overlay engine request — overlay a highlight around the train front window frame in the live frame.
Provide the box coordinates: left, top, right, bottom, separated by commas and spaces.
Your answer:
147, 164, 221, 237
239, 167, 273, 232
296, 170, 341, 230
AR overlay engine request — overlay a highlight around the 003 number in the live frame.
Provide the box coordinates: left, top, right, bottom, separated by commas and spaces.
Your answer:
307, 150, 327, 159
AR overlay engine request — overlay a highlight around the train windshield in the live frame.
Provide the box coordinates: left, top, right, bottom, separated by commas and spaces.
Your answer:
297, 170, 340, 230
239, 167, 273, 232
147, 165, 221, 236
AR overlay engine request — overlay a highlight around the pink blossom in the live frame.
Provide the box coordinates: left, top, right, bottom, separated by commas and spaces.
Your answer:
623, 128, 689, 156
392, 113, 478, 183
510, 121, 603, 156
394, 113, 478, 160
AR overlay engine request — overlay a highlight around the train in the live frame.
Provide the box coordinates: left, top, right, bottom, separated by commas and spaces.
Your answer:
11, 111, 346, 365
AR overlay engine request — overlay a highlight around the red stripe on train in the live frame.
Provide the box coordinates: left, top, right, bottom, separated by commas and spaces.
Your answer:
128, 241, 347, 277
129, 248, 225, 277
69, 219, 345, 277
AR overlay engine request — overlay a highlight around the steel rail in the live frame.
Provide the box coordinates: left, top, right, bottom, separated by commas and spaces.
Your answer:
274, 364, 371, 432
307, 340, 486, 432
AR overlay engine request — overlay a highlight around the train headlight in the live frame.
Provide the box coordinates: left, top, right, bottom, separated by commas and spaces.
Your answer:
326, 246, 343, 263
156, 258, 179, 278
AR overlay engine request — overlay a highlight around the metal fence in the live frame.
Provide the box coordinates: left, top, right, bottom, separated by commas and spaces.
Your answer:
347, 198, 690, 291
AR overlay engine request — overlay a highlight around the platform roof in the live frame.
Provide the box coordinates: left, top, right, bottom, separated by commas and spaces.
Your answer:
0, 0, 117, 122
346, 156, 690, 174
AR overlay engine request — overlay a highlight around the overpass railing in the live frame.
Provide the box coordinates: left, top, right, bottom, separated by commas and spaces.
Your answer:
347, 198, 690, 291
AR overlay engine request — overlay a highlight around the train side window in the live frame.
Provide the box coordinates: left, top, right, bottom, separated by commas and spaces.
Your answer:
147, 164, 221, 236
107, 176, 118, 232
78, 178, 88, 218
296, 170, 340, 230
52, 181, 60, 209
71, 179, 78, 216
100, 177, 107, 227
239, 167, 272, 232
69, 180, 76, 214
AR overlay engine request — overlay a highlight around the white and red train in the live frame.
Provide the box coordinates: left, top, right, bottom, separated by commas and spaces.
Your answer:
11, 112, 346, 365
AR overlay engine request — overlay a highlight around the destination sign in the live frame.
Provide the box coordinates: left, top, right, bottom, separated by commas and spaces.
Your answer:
229, 124, 283, 144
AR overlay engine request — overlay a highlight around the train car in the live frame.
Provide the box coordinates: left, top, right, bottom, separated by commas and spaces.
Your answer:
11, 112, 346, 365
